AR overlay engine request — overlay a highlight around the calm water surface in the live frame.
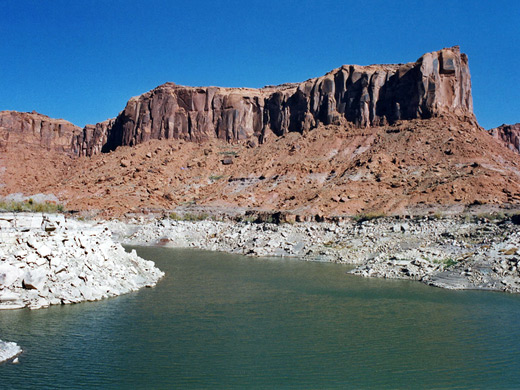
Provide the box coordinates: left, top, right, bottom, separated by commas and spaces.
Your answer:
2, 247, 520, 389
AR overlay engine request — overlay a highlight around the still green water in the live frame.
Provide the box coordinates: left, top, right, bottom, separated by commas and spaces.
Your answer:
2, 246, 520, 389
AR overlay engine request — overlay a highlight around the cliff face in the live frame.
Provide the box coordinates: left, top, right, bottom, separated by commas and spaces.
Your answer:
0, 111, 81, 154
1, 46, 475, 157
489, 123, 520, 153
72, 118, 115, 156
92, 46, 473, 154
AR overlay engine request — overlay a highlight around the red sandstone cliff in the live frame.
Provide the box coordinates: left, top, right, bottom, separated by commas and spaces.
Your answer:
83, 46, 475, 156
0, 111, 81, 154
489, 123, 520, 153
0, 47, 475, 157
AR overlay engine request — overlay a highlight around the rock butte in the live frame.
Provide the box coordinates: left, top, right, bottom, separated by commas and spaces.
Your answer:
1, 46, 473, 157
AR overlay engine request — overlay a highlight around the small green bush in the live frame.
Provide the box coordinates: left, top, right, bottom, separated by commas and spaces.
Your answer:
169, 212, 181, 220
182, 213, 208, 221
0, 200, 65, 213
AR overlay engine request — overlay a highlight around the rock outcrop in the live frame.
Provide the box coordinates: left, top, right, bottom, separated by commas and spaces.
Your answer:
114, 215, 520, 293
72, 118, 115, 156
0, 340, 22, 363
0, 111, 82, 154
0, 213, 164, 310
489, 123, 520, 153
86, 46, 474, 155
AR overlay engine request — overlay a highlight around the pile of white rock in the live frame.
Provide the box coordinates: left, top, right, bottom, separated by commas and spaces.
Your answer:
0, 340, 22, 364
0, 213, 164, 310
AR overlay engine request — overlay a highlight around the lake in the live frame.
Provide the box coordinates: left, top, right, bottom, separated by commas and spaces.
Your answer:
2, 246, 520, 389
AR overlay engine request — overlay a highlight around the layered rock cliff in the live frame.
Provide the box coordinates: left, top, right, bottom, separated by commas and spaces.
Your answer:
489, 123, 520, 153
85, 46, 474, 155
0, 47, 475, 157
0, 111, 81, 154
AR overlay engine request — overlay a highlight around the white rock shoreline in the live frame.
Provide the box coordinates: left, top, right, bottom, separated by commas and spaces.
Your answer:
2, 212, 520, 364
0, 213, 164, 311
109, 215, 520, 294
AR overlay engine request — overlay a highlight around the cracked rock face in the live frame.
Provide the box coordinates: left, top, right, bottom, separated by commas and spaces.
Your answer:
489, 123, 520, 154
0, 47, 475, 157
78, 46, 473, 156
0, 111, 81, 154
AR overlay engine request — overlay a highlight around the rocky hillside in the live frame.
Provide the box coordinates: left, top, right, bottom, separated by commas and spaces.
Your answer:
489, 123, 520, 153
0, 46, 519, 218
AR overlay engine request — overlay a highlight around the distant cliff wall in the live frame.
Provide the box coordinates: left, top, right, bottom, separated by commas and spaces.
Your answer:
92, 46, 473, 154
489, 123, 520, 153
1, 47, 476, 157
0, 111, 81, 154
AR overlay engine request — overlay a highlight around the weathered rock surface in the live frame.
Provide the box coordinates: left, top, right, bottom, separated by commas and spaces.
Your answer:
0, 111, 81, 154
92, 46, 473, 154
72, 118, 115, 156
0, 46, 476, 159
111, 215, 520, 293
0, 213, 164, 310
0, 340, 22, 363
489, 123, 520, 153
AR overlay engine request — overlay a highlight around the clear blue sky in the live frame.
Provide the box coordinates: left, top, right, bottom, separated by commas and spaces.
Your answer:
0, 0, 518, 129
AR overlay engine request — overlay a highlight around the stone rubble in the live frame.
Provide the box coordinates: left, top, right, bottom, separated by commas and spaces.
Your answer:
0, 213, 164, 311
0, 340, 22, 364
110, 215, 520, 293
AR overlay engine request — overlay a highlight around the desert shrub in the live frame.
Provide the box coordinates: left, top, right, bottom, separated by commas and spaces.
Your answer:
0, 200, 65, 213
353, 211, 387, 223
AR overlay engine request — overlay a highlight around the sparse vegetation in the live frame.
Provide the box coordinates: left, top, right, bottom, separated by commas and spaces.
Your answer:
169, 212, 181, 220
474, 212, 507, 222
236, 215, 257, 224
181, 213, 209, 221
0, 199, 65, 213
433, 257, 458, 268
169, 212, 209, 221
209, 175, 224, 181
353, 211, 387, 222
443, 258, 458, 267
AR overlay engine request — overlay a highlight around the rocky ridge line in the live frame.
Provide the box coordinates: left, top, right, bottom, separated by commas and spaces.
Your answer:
0, 111, 81, 154
0, 47, 476, 157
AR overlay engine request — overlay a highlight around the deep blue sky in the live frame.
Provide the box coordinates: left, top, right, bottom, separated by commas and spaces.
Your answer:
0, 1, 518, 129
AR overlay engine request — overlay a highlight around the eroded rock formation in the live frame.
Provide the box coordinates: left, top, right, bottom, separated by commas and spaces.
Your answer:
72, 118, 115, 156
489, 123, 520, 153
89, 46, 475, 155
0, 46, 475, 157
0, 111, 81, 154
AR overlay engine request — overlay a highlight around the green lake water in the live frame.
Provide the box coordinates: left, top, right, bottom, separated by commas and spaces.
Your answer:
2, 246, 520, 389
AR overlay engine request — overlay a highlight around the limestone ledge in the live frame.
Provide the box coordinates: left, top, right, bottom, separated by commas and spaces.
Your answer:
110, 216, 520, 293
0, 213, 164, 311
